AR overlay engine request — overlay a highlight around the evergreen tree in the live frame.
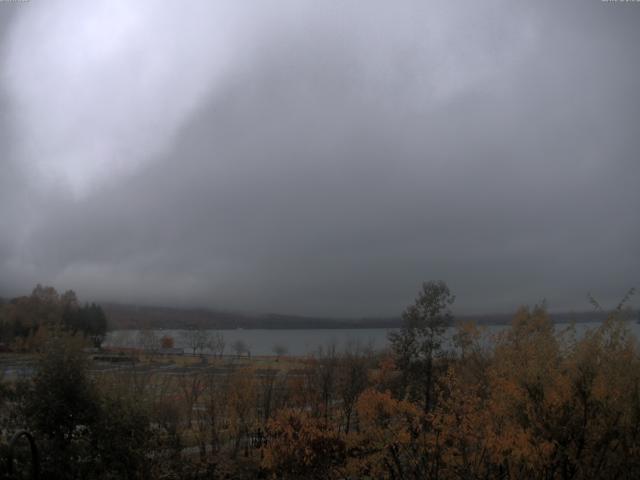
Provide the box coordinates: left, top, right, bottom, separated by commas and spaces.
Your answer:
389, 280, 454, 412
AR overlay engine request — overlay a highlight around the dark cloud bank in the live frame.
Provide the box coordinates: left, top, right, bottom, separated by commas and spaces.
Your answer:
0, 1, 638, 318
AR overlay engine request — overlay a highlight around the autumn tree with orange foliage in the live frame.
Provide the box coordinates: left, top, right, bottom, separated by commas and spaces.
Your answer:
262, 409, 345, 479
160, 335, 175, 349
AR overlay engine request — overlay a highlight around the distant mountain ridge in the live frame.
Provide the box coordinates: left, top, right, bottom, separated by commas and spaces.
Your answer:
102, 302, 613, 330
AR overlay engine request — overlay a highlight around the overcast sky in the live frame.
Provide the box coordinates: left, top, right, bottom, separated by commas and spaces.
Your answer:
0, 0, 638, 317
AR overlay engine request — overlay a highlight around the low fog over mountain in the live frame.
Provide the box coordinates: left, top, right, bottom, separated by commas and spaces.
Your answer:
0, 0, 638, 317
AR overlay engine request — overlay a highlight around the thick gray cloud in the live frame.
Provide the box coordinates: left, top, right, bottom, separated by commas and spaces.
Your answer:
0, 0, 638, 317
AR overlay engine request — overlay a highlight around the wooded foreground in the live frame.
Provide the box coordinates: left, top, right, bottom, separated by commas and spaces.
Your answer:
1, 282, 639, 479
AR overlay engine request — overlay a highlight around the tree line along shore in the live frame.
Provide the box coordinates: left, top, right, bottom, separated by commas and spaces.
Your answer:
0, 282, 639, 479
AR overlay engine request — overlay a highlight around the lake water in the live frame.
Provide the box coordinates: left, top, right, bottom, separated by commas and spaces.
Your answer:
104, 321, 640, 357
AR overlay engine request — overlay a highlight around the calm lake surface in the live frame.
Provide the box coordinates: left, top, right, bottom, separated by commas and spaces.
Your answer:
105, 321, 640, 357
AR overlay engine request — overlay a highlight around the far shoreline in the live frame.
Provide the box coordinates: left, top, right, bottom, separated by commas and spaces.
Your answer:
104, 308, 617, 331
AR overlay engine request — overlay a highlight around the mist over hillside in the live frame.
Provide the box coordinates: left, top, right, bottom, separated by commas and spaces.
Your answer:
102, 302, 614, 330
